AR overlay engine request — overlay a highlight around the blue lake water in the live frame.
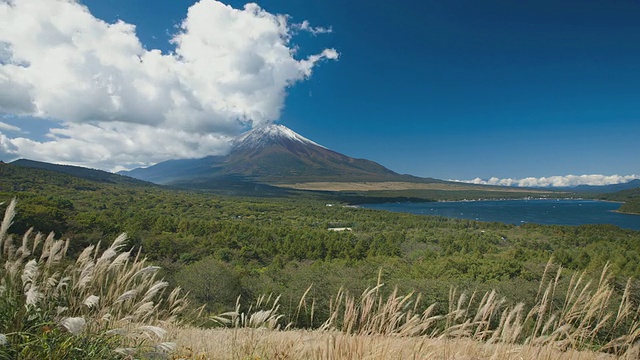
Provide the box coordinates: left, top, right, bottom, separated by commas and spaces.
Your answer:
361, 199, 640, 231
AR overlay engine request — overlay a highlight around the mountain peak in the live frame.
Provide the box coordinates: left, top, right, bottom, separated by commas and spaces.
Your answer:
233, 124, 325, 150
123, 122, 408, 186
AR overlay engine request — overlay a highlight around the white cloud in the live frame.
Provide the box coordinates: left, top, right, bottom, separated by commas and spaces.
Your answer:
451, 174, 640, 188
293, 20, 333, 35
0, 121, 20, 132
0, 0, 337, 170
0, 132, 18, 159
8, 121, 232, 170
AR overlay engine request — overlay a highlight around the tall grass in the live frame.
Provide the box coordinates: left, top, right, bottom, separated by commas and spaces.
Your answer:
169, 323, 626, 359
0, 199, 188, 359
198, 263, 640, 359
315, 260, 640, 357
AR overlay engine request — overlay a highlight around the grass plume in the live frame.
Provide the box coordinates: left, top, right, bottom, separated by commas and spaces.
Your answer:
195, 258, 640, 359
0, 199, 189, 359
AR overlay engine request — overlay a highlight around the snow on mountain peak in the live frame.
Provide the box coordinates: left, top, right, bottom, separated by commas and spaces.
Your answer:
234, 124, 326, 149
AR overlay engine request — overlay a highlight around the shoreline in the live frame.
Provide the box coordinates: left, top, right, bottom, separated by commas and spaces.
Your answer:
351, 197, 616, 206
433, 197, 616, 203
613, 209, 640, 216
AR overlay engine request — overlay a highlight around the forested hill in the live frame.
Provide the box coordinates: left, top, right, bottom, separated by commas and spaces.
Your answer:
0, 160, 156, 237
9, 158, 150, 186
2, 160, 640, 327
1, 161, 144, 192
601, 187, 640, 214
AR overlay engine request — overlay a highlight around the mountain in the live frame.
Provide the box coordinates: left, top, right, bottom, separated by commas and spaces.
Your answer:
121, 124, 437, 187
557, 179, 640, 194
121, 156, 224, 185
10, 159, 151, 186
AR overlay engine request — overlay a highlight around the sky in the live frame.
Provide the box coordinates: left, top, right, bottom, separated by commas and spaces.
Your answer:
0, 0, 638, 186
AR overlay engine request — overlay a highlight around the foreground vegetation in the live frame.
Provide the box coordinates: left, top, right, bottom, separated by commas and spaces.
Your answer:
170, 329, 624, 360
171, 264, 640, 358
0, 199, 188, 358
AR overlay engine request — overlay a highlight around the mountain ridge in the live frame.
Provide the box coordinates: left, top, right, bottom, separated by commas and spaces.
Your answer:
10, 159, 152, 186
568, 179, 640, 193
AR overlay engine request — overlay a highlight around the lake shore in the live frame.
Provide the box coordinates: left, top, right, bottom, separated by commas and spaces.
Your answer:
361, 199, 640, 231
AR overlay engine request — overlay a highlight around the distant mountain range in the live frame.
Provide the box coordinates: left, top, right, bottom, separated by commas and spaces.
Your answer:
120, 124, 440, 188
562, 179, 640, 193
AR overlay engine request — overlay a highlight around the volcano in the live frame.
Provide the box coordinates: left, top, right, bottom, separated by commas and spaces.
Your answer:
120, 124, 427, 188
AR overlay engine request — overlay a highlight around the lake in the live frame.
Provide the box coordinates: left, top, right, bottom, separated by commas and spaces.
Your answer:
361, 199, 640, 231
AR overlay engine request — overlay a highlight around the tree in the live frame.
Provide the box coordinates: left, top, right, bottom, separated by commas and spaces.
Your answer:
174, 256, 242, 311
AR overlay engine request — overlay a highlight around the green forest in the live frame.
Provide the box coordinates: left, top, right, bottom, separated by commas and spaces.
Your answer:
601, 187, 640, 214
1, 162, 640, 323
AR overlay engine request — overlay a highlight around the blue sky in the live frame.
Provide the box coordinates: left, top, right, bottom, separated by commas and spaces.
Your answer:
0, 0, 638, 184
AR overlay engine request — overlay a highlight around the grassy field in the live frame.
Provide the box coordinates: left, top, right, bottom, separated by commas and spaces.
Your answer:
166, 259, 640, 359
168, 327, 621, 359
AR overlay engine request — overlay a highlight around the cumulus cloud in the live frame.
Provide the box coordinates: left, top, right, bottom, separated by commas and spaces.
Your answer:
451, 174, 640, 188
0, 121, 20, 132
8, 122, 231, 171
0, 132, 18, 158
0, 0, 337, 170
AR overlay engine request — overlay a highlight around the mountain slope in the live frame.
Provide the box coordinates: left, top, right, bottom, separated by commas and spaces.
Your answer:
222, 125, 403, 183
121, 124, 438, 187
120, 156, 225, 184
10, 159, 151, 186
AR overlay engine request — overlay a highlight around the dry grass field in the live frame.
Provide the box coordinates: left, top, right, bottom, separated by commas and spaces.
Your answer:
168, 263, 640, 360
168, 327, 623, 360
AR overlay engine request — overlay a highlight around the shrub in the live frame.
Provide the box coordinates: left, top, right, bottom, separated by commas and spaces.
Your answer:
174, 256, 243, 312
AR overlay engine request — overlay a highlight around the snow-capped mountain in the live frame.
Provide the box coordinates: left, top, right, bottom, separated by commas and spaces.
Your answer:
120, 124, 421, 188
233, 124, 326, 150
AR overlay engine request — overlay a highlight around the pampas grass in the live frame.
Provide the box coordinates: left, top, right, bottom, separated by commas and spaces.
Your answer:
183, 258, 640, 359
0, 199, 188, 359
167, 326, 619, 360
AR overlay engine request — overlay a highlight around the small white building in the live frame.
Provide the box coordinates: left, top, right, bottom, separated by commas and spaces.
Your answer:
328, 227, 352, 232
